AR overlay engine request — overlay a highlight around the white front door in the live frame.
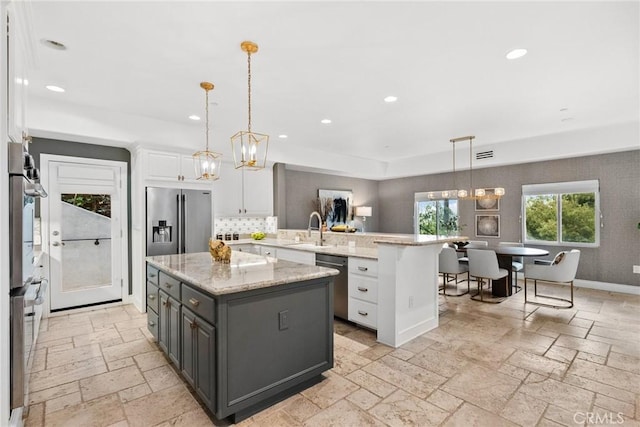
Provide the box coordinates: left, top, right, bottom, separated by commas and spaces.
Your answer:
42, 156, 127, 311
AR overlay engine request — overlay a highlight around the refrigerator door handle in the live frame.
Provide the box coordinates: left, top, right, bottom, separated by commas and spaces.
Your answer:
176, 194, 182, 254
181, 194, 187, 253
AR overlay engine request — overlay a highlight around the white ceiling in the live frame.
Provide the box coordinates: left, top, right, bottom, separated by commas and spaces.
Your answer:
25, 1, 639, 179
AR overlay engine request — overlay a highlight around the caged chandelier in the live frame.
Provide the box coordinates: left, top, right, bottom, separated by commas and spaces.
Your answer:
430, 136, 505, 200
231, 41, 269, 170
193, 82, 222, 181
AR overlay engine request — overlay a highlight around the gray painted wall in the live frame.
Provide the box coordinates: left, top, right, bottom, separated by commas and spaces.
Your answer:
278, 150, 640, 286
30, 137, 133, 293
281, 168, 380, 232
379, 150, 639, 286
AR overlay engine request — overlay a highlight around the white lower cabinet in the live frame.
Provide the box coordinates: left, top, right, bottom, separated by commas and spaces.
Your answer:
259, 246, 277, 257
347, 257, 379, 329
274, 248, 315, 265
233, 244, 260, 255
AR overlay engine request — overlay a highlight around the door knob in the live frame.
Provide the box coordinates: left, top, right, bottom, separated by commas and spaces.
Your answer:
52, 231, 59, 236
52, 242, 60, 247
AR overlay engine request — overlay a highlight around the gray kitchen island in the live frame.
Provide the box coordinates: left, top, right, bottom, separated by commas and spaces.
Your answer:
145, 251, 338, 423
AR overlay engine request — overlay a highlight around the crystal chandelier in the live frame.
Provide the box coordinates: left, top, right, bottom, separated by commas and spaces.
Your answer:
432, 136, 504, 200
193, 82, 222, 181
231, 41, 269, 170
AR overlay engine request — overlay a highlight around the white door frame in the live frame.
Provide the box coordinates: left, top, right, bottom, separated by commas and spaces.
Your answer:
40, 154, 129, 315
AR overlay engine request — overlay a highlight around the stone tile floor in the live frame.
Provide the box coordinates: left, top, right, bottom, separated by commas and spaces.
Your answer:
24, 281, 640, 426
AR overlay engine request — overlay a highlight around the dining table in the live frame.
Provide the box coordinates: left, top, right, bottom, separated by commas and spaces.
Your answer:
458, 245, 550, 298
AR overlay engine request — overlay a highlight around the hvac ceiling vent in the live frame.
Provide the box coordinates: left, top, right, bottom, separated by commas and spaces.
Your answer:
476, 150, 494, 160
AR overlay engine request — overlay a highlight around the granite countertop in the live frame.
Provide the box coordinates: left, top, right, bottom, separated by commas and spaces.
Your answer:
373, 235, 468, 246
146, 251, 339, 296
227, 238, 379, 260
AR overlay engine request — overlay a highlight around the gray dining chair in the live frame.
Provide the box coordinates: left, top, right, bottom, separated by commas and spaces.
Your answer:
524, 249, 580, 309
467, 249, 508, 303
498, 241, 524, 293
439, 246, 469, 296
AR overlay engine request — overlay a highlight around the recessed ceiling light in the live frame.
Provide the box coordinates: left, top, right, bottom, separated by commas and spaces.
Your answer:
560, 108, 568, 112
45, 85, 65, 93
321, 119, 332, 124
188, 115, 201, 121
506, 48, 527, 60
278, 134, 288, 139
16, 78, 28, 86
384, 96, 398, 103
41, 39, 67, 50
561, 117, 575, 122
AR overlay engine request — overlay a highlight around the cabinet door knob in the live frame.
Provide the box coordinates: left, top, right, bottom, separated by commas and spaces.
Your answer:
357, 287, 368, 292
148, 273, 156, 278
149, 321, 155, 327
148, 294, 155, 300
358, 266, 368, 272
357, 310, 368, 316
164, 282, 172, 288
189, 298, 200, 307
190, 320, 197, 330
162, 301, 168, 307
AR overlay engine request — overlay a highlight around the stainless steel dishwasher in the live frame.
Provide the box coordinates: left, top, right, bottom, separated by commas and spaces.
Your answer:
315, 253, 348, 320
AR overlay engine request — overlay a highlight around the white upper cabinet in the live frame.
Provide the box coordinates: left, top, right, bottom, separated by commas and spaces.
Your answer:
213, 163, 273, 217
145, 150, 202, 183
6, 1, 32, 144
243, 169, 273, 216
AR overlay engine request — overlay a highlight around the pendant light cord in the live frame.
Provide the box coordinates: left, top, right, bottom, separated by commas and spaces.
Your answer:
247, 51, 252, 133
468, 136, 473, 194
205, 87, 210, 151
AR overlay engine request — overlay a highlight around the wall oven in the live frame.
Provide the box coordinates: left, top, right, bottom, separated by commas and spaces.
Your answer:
8, 142, 47, 425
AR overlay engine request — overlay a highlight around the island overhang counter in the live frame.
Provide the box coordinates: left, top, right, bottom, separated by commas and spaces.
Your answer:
145, 251, 338, 422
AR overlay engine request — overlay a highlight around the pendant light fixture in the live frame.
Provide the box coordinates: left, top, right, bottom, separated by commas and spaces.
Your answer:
193, 82, 222, 181
447, 135, 505, 200
231, 41, 269, 170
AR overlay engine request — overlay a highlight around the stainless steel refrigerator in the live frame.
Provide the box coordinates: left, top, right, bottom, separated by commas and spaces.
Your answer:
146, 187, 212, 256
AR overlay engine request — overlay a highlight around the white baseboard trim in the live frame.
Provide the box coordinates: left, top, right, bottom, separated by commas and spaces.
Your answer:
574, 279, 640, 295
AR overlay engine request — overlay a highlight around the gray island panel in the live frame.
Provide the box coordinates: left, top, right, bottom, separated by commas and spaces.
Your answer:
145, 251, 336, 423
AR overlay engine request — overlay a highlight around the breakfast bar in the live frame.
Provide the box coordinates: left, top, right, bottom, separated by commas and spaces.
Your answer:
374, 235, 461, 347
145, 251, 338, 422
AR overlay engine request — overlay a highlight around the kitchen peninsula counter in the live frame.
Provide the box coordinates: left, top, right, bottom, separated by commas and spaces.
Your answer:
145, 251, 336, 422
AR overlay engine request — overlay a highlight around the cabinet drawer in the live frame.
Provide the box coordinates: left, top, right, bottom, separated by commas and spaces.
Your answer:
146, 264, 159, 285
182, 284, 216, 325
348, 298, 377, 329
147, 309, 159, 341
159, 271, 181, 300
348, 258, 378, 278
147, 282, 159, 314
260, 246, 277, 257
348, 275, 378, 304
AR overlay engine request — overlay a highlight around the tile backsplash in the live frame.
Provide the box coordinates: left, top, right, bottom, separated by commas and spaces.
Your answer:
214, 216, 277, 235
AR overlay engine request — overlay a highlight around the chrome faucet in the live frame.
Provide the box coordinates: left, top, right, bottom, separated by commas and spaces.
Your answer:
308, 211, 323, 245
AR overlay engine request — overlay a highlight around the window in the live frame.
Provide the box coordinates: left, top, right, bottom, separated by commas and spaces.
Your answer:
522, 180, 600, 247
415, 192, 459, 236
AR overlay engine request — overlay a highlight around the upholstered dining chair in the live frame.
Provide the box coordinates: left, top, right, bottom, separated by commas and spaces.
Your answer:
439, 246, 469, 296
524, 249, 580, 309
498, 241, 524, 293
458, 240, 488, 263
467, 249, 508, 303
